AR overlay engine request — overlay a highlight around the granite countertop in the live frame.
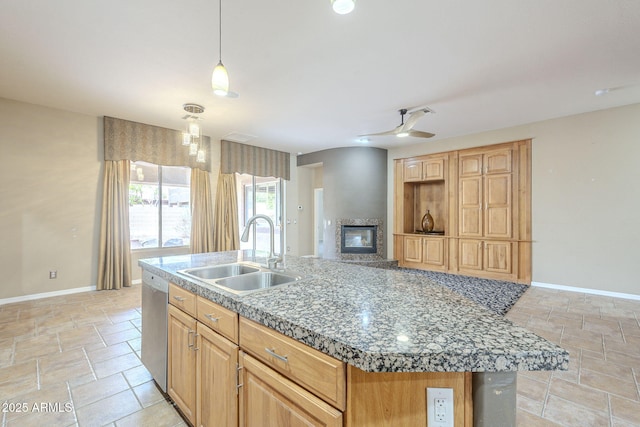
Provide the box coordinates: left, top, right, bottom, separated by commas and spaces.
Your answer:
139, 251, 569, 373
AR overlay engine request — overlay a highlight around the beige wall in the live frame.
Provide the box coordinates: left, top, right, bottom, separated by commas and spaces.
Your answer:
0, 98, 103, 299
387, 103, 640, 296
0, 98, 220, 299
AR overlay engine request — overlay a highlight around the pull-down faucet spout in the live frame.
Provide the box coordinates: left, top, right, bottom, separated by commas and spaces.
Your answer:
241, 214, 281, 269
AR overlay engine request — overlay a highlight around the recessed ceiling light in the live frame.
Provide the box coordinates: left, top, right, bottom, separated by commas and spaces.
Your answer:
594, 88, 610, 96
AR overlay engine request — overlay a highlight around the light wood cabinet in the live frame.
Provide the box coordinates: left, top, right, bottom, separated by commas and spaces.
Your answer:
402, 235, 447, 271
167, 304, 197, 425
239, 352, 342, 427
403, 157, 445, 182
458, 148, 513, 239
239, 317, 346, 410
168, 289, 240, 427
394, 140, 531, 284
458, 239, 513, 275
197, 321, 239, 427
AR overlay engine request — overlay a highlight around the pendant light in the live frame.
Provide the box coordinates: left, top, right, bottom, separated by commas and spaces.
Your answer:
331, 0, 355, 14
212, 0, 229, 96
182, 103, 205, 161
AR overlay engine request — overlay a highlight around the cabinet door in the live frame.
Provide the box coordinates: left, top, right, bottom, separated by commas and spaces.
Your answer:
403, 236, 422, 263
458, 239, 483, 271
239, 352, 342, 427
197, 322, 239, 427
168, 305, 197, 425
423, 158, 445, 181
484, 174, 512, 238
403, 160, 424, 182
459, 176, 483, 237
459, 154, 483, 177
484, 149, 512, 174
484, 241, 512, 274
423, 237, 446, 269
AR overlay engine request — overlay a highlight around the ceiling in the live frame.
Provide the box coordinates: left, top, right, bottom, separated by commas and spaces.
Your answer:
1, 0, 639, 154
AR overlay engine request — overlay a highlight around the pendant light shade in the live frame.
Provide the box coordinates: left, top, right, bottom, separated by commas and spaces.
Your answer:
212, 61, 229, 96
332, 0, 355, 14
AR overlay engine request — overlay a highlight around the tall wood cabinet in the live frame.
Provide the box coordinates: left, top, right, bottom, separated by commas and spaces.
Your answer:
394, 140, 531, 284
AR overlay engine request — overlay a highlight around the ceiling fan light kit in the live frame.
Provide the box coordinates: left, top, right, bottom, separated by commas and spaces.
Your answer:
332, 0, 355, 14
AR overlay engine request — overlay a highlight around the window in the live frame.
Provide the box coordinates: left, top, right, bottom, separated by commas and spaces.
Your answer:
129, 161, 191, 249
236, 173, 284, 255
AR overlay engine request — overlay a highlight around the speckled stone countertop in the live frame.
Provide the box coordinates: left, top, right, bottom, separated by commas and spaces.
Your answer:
139, 251, 569, 373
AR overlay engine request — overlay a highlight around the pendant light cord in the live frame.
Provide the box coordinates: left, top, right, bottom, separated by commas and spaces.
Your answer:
218, 0, 222, 62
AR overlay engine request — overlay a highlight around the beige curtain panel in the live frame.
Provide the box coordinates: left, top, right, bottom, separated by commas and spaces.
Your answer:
190, 168, 215, 254
221, 140, 290, 180
213, 172, 240, 252
97, 160, 132, 290
104, 116, 211, 172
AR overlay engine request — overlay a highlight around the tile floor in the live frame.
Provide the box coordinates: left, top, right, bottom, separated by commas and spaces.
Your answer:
0, 284, 638, 426
506, 286, 640, 426
0, 285, 185, 427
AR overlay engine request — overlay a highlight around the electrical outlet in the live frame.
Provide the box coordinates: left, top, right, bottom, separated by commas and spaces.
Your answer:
49, 271, 57, 279
427, 387, 454, 427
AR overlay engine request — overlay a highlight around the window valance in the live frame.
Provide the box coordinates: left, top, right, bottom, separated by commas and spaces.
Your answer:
221, 140, 290, 180
104, 116, 211, 171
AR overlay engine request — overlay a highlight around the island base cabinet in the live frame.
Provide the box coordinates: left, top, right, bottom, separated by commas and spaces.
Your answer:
167, 304, 197, 425
197, 322, 239, 427
344, 366, 472, 427
239, 352, 342, 427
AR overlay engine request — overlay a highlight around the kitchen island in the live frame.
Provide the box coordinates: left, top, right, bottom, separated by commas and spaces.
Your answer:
140, 251, 568, 426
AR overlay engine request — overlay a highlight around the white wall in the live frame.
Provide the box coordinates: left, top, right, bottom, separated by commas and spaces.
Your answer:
387, 103, 640, 296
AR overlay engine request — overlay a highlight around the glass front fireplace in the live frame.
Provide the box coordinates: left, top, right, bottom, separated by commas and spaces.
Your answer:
340, 225, 377, 254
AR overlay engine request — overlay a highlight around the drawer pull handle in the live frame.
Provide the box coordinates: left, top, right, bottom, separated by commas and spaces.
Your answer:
173, 296, 186, 302
265, 347, 288, 363
204, 313, 220, 323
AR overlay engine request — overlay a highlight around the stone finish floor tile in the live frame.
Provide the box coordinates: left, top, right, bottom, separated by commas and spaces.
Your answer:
1, 283, 639, 426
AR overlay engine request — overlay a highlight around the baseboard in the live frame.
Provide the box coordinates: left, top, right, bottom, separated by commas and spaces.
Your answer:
531, 281, 640, 301
0, 286, 97, 306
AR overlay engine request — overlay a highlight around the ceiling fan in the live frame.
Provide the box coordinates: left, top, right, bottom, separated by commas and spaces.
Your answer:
361, 107, 435, 139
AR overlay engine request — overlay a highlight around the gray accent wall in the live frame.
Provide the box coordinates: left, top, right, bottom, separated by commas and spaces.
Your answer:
297, 147, 387, 259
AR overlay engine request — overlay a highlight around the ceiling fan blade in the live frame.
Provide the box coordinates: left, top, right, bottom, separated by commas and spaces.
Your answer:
359, 124, 403, 137
406, 130, 435, 138
401, 109, 427, 131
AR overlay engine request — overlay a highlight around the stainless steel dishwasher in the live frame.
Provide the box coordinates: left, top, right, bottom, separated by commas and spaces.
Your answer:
141, 270, 169, 392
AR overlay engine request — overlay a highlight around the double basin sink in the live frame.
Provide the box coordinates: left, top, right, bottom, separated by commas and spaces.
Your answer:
178, 262, 302, 295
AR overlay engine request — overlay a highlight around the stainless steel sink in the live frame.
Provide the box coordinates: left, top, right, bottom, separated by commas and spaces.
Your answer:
215, 271, 301, 294
178, 263, 302, 295
179, 263, 260, 280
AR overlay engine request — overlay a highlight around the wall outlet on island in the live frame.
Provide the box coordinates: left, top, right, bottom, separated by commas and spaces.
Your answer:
427, 387, 453, 427
49, 271, 57, 279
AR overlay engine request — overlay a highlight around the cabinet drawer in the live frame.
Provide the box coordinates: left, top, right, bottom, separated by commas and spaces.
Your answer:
169, 283, 196, 317
239, 317, 346, 410
196, 297, 238, 344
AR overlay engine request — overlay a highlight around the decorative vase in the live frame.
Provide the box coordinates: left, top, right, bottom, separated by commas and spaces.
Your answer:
421, 210, 434, 232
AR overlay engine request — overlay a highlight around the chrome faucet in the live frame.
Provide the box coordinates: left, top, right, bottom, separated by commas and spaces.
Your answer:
240, 214, 281, 269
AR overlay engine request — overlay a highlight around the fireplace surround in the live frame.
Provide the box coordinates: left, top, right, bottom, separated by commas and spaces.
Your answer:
335, 218, 384, 260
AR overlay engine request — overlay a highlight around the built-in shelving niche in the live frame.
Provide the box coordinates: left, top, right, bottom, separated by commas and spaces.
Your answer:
403, 180, 447, 234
